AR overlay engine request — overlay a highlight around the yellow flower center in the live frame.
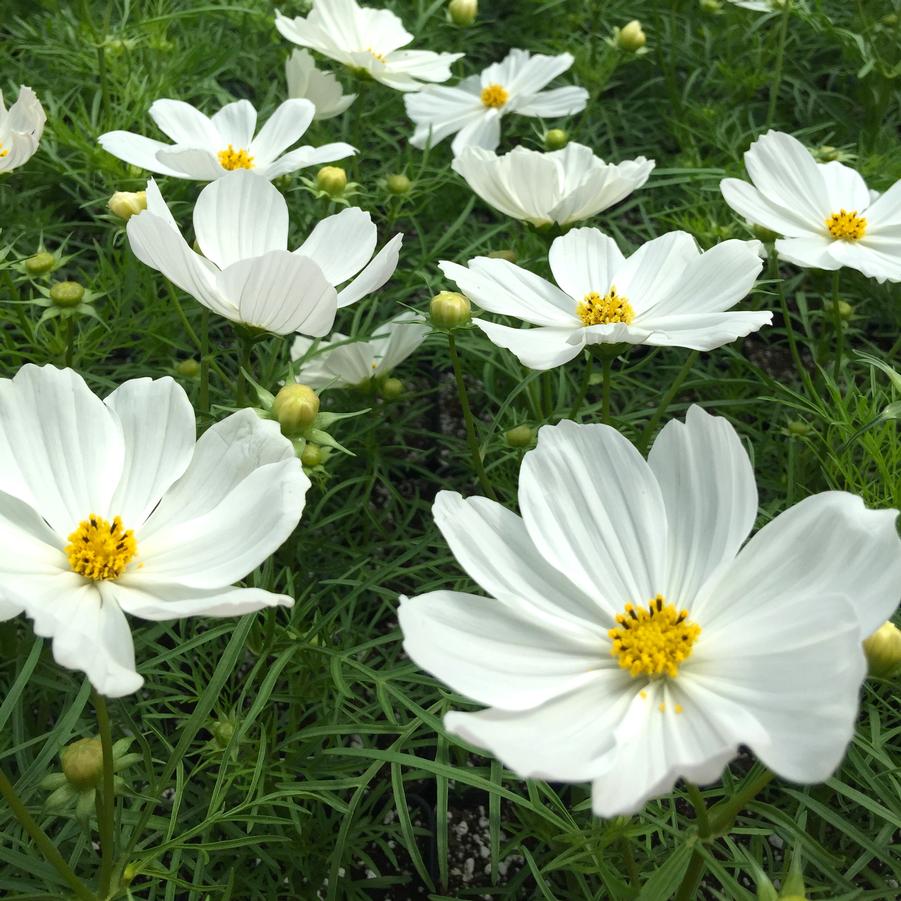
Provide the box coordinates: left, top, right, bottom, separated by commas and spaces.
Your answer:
217, 145, 254, 171
608, 595, 701, 679
577, 288, 635, 327
0, 143, 8, 158
65, 514, 137, 582
480, 83, 509, 109
368, 47, 386, 63
825, 209, 866, 241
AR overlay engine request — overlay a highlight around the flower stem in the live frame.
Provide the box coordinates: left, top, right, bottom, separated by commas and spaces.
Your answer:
235, 334, 255, 407
447, 332, 497, 501
65, 316, 75, 368
638, 351, 698, 452
767, 0, 792, 127
199, 307, 210, 416
0, 766, 95, 901
601, 354, 613, 424
771, 250, 814, 396
568, 352, 594, 420
831, 269, 844, 382
93, 691, 116, 898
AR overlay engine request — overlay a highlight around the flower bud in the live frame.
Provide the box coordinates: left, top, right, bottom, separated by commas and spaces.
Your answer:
487, 249, 517, 263
176, 358, 201, 378
50, 281, 85, 308
752, 223, 780, 244
386, 173, 412, 196
544, 128, 569, 150
448, 0, 477, 26
210, 717, 235, 749
273, 384, 320, 436
380, 377, 404, 399
617, 20, 646, 52
786, 420, 811, 437
108, 190, 147, 220
505, 425, 534, 447
25, 251, 56, 275
316, 166, 347, 196
301, 442, 325, 467
863, 621, 901, 678
827, 299, 853, 320
430, 290, 471, 329
61, 737, 104, 791
699, 0, 722, 12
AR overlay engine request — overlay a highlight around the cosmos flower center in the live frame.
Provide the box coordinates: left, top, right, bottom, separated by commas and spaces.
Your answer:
217, 145, 255, 171
608, 595, 701, 679
368, 47, 386, 63
480, 83, 509, 109
825, 209, 866, 241
66, 514, 137, 582
0, 143, 8, 159
577, 288, 635, 327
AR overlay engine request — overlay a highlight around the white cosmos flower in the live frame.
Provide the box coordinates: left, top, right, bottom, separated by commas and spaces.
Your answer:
286, 49, 357, 120
275, 0, 463, 93
726, 0, 792, 10
0, 86, 46, 174
127, 170, 402, 335
399, 407, 901, 817
99, 97, 354, 181
404, 49, 588, 155
721, 130, 901, 283
0, 365, 310, 697
453, 144, 654, 226
291, 311, 428, 388
441, 227, 769, 370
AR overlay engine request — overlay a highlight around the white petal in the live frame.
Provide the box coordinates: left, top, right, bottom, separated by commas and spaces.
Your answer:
210, 99, 257, 148
296, 206, 376, 285
865, 181, 901, 231
774, 235, 839, 271
548, 227, 626, 299
473, 320, 584, 370
432, 491, 606, 626
260, 141, 356, 179
720, 178, 821, 238
550, 155, 654, 225
636, 311, 773, 350
154, 146, 226, 181
0, 490, 66, 576
828, 239, 901, 284
818, 160, 871, 213
193, 170, 288, 269
379, 50, 462, 89
518, 420, 667, 612
250, 99, 315, 162
648, 406, 757, 605
97, 131, 182, 176
404, 84, 483, 149
450, 109, 502, 155
613, 232, 699, 315
398, 590, 605, 711
371, 312, 429, 374
105, 378, 196, 526
514, 86, 589, 118
149, 99, 220, 145
109, 580, 292, 620
506, 51, 574, 96
336, 233, 402, 308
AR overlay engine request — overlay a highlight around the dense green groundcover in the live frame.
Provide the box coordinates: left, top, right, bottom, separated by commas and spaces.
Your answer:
1, 0, 899, 898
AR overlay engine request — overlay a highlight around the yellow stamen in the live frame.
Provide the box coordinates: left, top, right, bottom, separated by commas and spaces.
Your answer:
368, 48, 386, 63
66, 514, 137, 582
825, 209, 866, 241
0, 143, 8, 159
217, 145, 254, 171
577, 288, 635, 327
608, 594, 701, 679
480, 83, 509, 109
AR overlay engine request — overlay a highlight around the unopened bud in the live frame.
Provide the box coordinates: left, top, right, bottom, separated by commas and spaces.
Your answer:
210, 718, 235, 748
273, 383, 320, 436
544, 128, 569, 150
430, 290, 471, 329
301, 442, 325, 467
25, 251, 56, 275
380, 377, 404, 399
827, 299, 854, 320
386, 173, 412, 195
863, 621, 901, 678
699, 0, 722, 12
448, 0, 478, 26
176, 358, 201, 378
786, 420, 811, 437
50, 281, 85, 308
61, 737, 104, 790
108, 190, 147, 220
487, 249, 517, 263
617, 20, 646, 52
752, 223, 780, 244
316, 166, 347, 196
505, 425, 534, 447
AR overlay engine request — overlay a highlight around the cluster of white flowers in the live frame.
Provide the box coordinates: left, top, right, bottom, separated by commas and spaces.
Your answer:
1, 0, 899, 826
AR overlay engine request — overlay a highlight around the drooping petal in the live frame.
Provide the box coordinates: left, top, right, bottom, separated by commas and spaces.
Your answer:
97, 131, 183, 176
518, 420, 668, 610
548, 227, 626, 299
336, 233, 402, 308
295, 206, 377, 285
260, 141, 356, 179
648, 406, 757, 605
149, 99, 220, 146
372, 312, 429, 374
249, 99, 315, 163
398, 590, 606, 711
104, 378, 196, 526
473, 320, 585, 370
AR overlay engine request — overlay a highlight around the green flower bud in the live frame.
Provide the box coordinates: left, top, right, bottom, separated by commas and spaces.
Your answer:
617, 20, 646, 52
273, 384, 320, 436
487, 249, 517, 263
505, 424, 534, 447
430, 290, 471, 329
50, 281, 85, 308
544, 128, 569, 150
699, 0, 722, 12
301, 442, 325, 467
826, 299, 853, 320
786, 420, 811, 437
61, 737, 104, 791
448, 0, 477, 26
386, 173, 412, 195
752, 223, 780, 244
108, 190, 147, 220
176, 358, 201, 378
316, 166, 347, 196
210, 718, 235, 749
380, 377, 404, 399
863, 621, 901, 678
25, 251, 56, 275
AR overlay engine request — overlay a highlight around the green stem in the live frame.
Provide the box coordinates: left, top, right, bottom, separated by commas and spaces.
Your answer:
93, 692, 116, 899
638, 351, 698, 452
64, 316, 75, 368
674, 843, 707, 901
771, 251, 814, 396
619, 833, 640, 890
568, 352, 593, 421
236, 334, 255, 407
767, 0, 792, 127
447, 333, 497, 501
600, 354, 613, 424
831, 269, 844, 382
685, 783, 710, 835
0, 767, 95, 901
199, 307, 210, 416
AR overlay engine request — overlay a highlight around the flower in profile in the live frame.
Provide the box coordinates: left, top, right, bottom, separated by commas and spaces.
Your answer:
399, 407, 901, 816
441, 227, 769, 370
286, 49, 357, 120
126, 170, 401, 335
726, 0, 791, 10
275, 0, 463, 92
99, 98, 354, 180
453, 144, 654, 226
291, 311, 428, 388
404, 49, 588, 155
0, 86, 46, 174
721, 130, 901, 283
0, 365, 310, 696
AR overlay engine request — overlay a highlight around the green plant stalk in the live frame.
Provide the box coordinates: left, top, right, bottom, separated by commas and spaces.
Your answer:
770, 250, 815, 397
236, 334, 255, 407
601, 354, 613, 424
94, 692, 116, 898
831, 269, 844, 381
447, 333, 497, 501
638, 351, 698, 452
568, 352, 594, 420
0, 767, 95, 901
65, 316, 75, 368
199, 307, 210, 415
767, 0, 792, 127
